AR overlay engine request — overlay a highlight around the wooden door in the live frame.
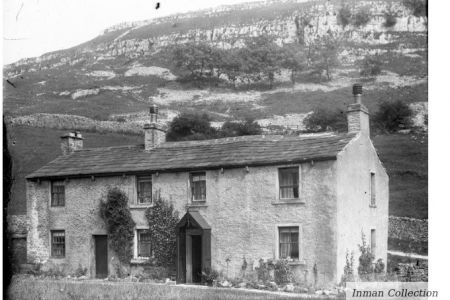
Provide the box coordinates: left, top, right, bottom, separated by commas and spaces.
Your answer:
191, 235, 202, 283
94, 235, 108, 278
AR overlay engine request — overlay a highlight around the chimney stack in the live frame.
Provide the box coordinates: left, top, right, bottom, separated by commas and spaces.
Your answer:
144, 104, 166, 150
61, 131, 83, 155
347, 84, 370, 136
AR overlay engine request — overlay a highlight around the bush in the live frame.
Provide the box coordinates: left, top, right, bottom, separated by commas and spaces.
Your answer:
373, 101, 413, 133
353, 8, 372, 27
220, 119, 262, 137
358, 233, 374, 275
141, 266, 169, 281
360, 57, 382, 77
403, 0, 427, 18
201, 267, 219, 286
145, 198, 179, 267
274, 260, 292, 285
99, 188, 136, 264
384, 10, 398, 28
374, 259, 385, 273
341, 251, 355, 285
303, 108, 347, 133
256, 259, 274, 283
337, 5, 352, 27
166, 112, 218, 141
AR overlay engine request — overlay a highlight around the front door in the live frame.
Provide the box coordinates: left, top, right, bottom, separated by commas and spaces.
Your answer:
94, 235, 108, 278
191, 235, 202, 283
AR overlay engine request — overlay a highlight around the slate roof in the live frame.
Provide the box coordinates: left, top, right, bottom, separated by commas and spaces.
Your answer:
26, 133, 357, 180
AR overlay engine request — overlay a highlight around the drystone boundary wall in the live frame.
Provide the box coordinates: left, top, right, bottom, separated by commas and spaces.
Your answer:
388, 216, 427, 243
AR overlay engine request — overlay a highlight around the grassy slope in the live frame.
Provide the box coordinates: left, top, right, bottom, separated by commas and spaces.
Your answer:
7, 125, 427, 219
7, 125, 142, 215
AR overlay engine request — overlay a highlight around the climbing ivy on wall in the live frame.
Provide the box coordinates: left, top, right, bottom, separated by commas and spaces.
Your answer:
145, 198, 179, 267
100, 187, 136, 264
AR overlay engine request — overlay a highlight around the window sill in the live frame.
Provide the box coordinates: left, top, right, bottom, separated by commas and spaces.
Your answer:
369, 204, 377, 208
130, 204, 153, 209
288, 260, 306, 266
272, 199, 305, 205
130, 258, 152, 265
187, 203, 208, 209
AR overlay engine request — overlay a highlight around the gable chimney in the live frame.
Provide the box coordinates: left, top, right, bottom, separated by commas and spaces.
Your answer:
144, 104, 166, 150
347, 83, 370, 136
61, 131, 83, 155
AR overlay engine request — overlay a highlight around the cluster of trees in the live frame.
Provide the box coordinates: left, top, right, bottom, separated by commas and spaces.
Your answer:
337, 5, 372, 28
168, 33, 341, 88
166, 112, 262, 142
303, 100, 413, 134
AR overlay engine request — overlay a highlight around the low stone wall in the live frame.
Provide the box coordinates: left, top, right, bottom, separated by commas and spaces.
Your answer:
388, 216, 427, 243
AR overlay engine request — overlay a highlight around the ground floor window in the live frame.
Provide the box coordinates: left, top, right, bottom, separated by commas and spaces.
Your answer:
51, 230, 65, 258
137, 229, 152, 258
279, 226, 299, 259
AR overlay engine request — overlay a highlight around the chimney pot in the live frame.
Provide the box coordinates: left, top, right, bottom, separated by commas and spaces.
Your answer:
352, 83, 363, 96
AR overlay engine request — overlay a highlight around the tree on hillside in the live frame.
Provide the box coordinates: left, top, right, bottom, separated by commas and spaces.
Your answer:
221, 49, 242, 89
337, 5, 352, 28
220, 119, 262, 137
170, 42, 214, 83
279, 44, 306, 85
166, 113, 218, 141
308, 32, 341, 81
303, 108, 347, 133
403, 0, 427, 18
373, 100, 413, 133
240, 35, 282, 89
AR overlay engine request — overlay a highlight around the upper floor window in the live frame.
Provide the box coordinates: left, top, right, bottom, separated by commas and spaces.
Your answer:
137, 176, 152, 205
51, 181, 65, 207
370, 172, 376, 206
137, 229, 152, 258
51, 230, 65, 258
278, 167, 299, 199
279, 227, 299, 259
190, 172, 206, 201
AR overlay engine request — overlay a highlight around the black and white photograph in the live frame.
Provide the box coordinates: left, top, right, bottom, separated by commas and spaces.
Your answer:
3, 0, 442, 299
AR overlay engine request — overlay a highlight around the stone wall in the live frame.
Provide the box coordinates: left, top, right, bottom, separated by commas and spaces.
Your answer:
388, 216, 427, 243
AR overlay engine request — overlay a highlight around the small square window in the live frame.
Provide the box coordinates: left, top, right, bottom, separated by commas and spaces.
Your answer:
51, 181, 65, 207
279, 227, 299, 259
51, 230, 65, 258
137, 230, 152, 258
279, 167, 299, 199
137, 176, 152, 205
190, 172, 206, 201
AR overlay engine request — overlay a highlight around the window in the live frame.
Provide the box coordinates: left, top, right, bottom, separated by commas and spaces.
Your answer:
51, 230, 65, 258
370, 172, 376, 206
137, 176, 152, 205
278, 167, 299, 199
279, 227, 299, 259
371, 229, 376, 254
190, 172, 206, 201
51, 181, 65, 207
137, 230, 152, 258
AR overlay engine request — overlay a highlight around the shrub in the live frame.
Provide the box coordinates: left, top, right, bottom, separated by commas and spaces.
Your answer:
220, 119, 262, 137
384, 10, 398, 28
303, 108, 347, 133
141, 266, 169, 281
374, 259, 385, 273
360, 57, 382, 77
274, 260, 292, 285
256, 259, 274, 283
337, 5, 352, 27
145, 198, 179, 267
201, 267, 219, 286
166, 112, 218, 141
99, 188, 135, 264
373, 100, 413, 132
403, 0, 427, 18
358, 233, 374, 275
73, 264, 88, 277
353, 7, 372, 27
341, 251, 355, 285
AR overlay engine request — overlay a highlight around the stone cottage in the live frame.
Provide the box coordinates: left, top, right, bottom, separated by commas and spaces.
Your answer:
26, 84, 388, 286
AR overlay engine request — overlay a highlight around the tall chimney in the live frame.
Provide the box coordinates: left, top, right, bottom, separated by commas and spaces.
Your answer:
347, 84, 370, 136
60, 131, 83, 155
144, 104, 166, 150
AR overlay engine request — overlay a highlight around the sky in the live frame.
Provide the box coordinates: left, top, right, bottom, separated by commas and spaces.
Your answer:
3, 0, 263, 65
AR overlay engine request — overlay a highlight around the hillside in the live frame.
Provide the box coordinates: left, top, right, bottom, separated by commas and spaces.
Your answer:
3, 0, 427, 219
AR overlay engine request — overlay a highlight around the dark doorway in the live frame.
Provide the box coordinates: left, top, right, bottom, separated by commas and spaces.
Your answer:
191, 235, 202, 283
94, 235, 108, 278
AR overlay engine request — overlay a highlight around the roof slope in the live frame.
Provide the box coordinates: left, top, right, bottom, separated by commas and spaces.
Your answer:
26, 133, 357, 180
